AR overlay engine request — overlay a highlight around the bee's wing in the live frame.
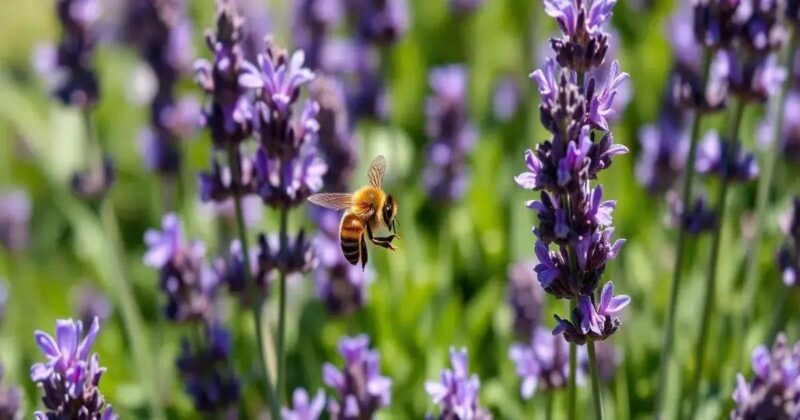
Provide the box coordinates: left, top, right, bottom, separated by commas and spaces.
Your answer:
308, 193, 354, 210
367, 155, 387, 188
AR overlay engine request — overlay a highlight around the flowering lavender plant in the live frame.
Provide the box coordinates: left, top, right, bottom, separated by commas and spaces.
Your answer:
143, 213, 220, 322
423, 65, 476, 203
425, 347, 491, 419
123, 0, 199, 176
731, 333, 800, 419
175, 322, 241, 413
323, 335, 392, 419
30, 317, 116, 419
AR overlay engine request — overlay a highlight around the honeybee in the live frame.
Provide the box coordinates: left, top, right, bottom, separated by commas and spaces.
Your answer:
308, 155, 399, 268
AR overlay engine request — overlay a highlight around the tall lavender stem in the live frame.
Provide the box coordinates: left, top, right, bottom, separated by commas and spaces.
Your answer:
738, 29, 798, 365
226, 141, 279, 417
276, 207, 288, 404
568, 301, 577, 420
587, 341, 605, 419
687, 99, 747, 419
653, 47, 712, 418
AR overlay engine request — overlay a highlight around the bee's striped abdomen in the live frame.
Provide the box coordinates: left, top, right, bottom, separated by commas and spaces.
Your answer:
340, 212, 365, 266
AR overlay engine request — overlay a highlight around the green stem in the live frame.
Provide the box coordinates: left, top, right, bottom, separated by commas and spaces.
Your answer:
568, 302, 577, 420
654, 47, 712, 418
81, 109, 165, 418
545, 391, 554, 420
588, 341, 605, 420
737, 29, 798, 368
227, 142, 279, 417
687, 99, 746, 419
276, 207, 289, 404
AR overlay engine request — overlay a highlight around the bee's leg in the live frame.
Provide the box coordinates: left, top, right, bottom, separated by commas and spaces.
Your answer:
366, 225, 397, 251
360, 235, 368, 269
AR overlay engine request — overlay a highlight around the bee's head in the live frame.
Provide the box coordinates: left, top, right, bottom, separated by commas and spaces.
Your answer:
383, 195, 398, 233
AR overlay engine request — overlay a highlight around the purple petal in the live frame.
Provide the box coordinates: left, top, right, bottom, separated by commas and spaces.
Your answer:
34, 331, 60, 358
322, 364, 344, 389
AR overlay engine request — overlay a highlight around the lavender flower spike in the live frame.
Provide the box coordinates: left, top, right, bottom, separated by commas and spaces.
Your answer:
731, 333, 800, 419
425, 347, 492, 419
545, 0, 618, 72
553, 282, 630, 345
323, 335, 391, 419
31, 317, 116, 419
282, 388, 326, 420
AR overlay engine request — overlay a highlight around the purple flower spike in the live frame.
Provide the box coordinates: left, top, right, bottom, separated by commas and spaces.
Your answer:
509, 326, 580, 398
731, 334, 800, 419
283, 388, 326, 420
546, 0, 617, 72
323, 334, 391, 419
31, 317, 115, 419
176, 322, 241, 412
425, 347, 491, 419
552, 282, 630, 345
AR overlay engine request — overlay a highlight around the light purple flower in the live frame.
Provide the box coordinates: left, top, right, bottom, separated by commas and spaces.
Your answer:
731, 334, 800, 419
283, 388, 326, 420
239, 49, 315, 115
425, 347, 491, 419
0, 189, 31, 253
323, 334, 391, 419
588, 60, 630, 131
509, 326, 580, 398
143, 213, 184, 268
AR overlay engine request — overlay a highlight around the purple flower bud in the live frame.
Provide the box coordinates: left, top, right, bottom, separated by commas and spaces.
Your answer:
323, 335, 391, 419
216, 237, 275, 304
0, 189, 31, 253
176, 322, 240, 412
635, 120, 690, 194
30, 317, 116, 419
346, 0, 409, 45
509, 326, 576, 398
696, 130, 760, 182
731, 333, 800, 419
694, 0, 742, 49
0, 360, 21, 419
450, 0, 484, 15
292, 0, 343, 70
737, 0, 789, 52
199, 156, 260, 203
283, 388, 326, 420
423, 65, 476, 202
717, 50, 787, 103
425, 347, 491, 419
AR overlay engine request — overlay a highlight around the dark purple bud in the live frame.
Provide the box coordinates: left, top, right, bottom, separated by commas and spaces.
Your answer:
696, 130, 760, 183
70, 156, 115, 201
0, 361, 21, 420
346, 0, 409, 45
693, 0, 742, 49
717, 50, 787, 103
176, 322, 240, 412
669, 193, 718, 235
545, 0, 616, 73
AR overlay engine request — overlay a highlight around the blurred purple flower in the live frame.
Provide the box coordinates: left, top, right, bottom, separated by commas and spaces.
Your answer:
507, 261, 545, 342
757, 90, 800, 162
509, 326, 575, 398
292, 0, 343, 70
450, 0, 484, 15
425, 347, 491, 419
0, 189, 31, 253
323, 334, 391, 419
72, 285, 112, 329
123, 0, 198, 176
492, 76, 521, 122
635, 120, 690, 194
731, 333, 800, 419
346, 0, 409, 45
283, 388, 326, 420
319, 39, 390, 122
0, 361, 21, 420
717, 50, 787, 103
199, 157, 260, 203
737, 0, 789, 53
668, 193, 718, 235
176, 322, 240, 412
310, 76, 358, 191
693, 0, 741, 49
696, 130, 760, 183
778, 197, 800, 286
30, 317, 116, 420
143, 213, 220, 322
423, 65, 477, 202
34, 0, 101, 108
70, 156, 115, 201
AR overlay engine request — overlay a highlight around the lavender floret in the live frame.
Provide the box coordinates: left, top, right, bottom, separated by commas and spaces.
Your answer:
30, 317, 116, 420
323, 335, 392, 419
282, 388, 326, 420
425, 347, 492, 419
509, 326, 574, 398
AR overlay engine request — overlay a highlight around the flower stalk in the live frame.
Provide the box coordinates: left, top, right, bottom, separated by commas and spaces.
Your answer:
653, 47, 712, 418
276, 206, 289, 404
587, 341, 605, 420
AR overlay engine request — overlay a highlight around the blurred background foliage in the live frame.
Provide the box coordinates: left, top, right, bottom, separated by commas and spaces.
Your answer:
0, 0, 797, 418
